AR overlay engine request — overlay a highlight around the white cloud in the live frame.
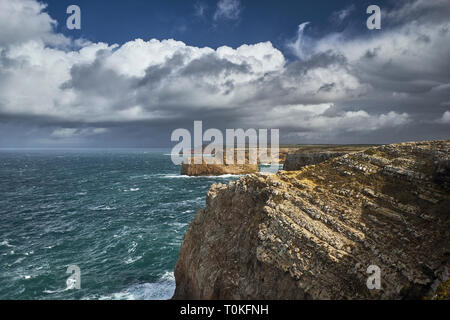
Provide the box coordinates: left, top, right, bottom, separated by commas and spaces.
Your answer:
251, 104, 411, 133
0, 0, 448, 146
0, 0, 69, 47
194, 2, 207, 17
438, 111, 450, 124
387, 0, 450, 25
214, 0, 242, 21
50, 127, 109, 139
330, 5, 355, 24
286, 22, 311, 60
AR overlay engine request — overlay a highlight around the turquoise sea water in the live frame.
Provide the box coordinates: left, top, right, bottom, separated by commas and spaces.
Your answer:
0, 149, 241, 299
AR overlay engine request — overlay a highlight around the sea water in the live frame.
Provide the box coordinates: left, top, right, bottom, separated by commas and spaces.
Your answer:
0, 149, 242, 299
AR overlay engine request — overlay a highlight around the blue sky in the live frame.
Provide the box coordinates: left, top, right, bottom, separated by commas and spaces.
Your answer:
0, 0, 449, 147
45, 0, 391, 56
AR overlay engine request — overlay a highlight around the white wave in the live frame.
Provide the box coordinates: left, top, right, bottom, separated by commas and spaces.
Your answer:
129, 173, 243, 180
124, 255, 142, 264
127, 241, 138, 253
160, 174, 191, 179
169, 222, 189, 228
0, 240, 14, 247
209, 174, 244, 178
88, 205, 116, 211
163, 153, 212, 157
66, 277, 78, 290
97, 271, 175, 300
43, 287, 70, 294
161, 173, 243, 179
43, 278, 78, 294
163, 153, 188, 156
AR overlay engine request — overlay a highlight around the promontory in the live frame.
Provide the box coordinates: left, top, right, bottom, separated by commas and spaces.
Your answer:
173, 140, 449, 299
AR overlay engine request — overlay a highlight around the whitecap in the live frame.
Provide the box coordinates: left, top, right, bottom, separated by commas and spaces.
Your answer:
97, 272, 175, 300
161, 173, 243, 179
88, 205, 116, 211
43, 287, 70, 294
0, 240, 14, 247
124, 255, 142, 264
43, 273, 79, 294
127, 241, 138, 253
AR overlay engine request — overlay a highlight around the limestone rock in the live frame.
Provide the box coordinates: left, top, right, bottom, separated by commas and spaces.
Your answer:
283, 151, 348, 171
181, 160, 258, 176
173, 140, 450, 299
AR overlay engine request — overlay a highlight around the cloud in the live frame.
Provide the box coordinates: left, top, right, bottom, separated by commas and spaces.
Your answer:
214, 0, 242, 21
437, 111, 450, 124
248, 104, 411, 133
330, 5, 355, 24
387, 0, 450, 25
194, 2, 207, 17
0, 0, 449, 146
50, 127, 108, 139
286, 22, 311, 60
0, 0, 69, 47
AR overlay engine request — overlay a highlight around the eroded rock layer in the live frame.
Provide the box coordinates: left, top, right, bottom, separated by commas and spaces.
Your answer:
283, 151, 348, 171
174, 141, 450, 299
181, 160, 258, 176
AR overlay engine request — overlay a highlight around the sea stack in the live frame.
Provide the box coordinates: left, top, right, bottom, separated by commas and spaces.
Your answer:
180, 158, 258, 176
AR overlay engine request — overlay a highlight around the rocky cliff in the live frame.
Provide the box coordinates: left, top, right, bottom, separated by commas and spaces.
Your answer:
181, 160, 258, 176
283, 151, 348, 171
173, 141, 450, 299
282, 145, 373, 171
180, 148, 294, 176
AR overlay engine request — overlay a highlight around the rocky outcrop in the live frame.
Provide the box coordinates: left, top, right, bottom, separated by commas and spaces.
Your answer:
180, 149, 273, 176
283, 151, 348, 171
282, 146, 373, 171
181, 160, 258, 176
173, 141, 450, 299
179, 147, 308, 176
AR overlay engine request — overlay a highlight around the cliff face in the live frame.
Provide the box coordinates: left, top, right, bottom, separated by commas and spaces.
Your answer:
282, 145, 373, 171
180, 148, 292, 176
173, 141, 450, 299
181, 161, 258, 176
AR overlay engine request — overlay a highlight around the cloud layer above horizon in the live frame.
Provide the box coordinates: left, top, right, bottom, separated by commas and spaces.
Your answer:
0, 0, 449, 147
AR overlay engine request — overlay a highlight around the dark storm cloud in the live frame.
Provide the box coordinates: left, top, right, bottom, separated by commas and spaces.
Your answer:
63, 57, 135, 100
0, 0, 449, 147
180, 54, 251, 77
387, 0, 450, 26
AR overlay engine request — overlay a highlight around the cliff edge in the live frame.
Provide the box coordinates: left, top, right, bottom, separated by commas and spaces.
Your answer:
173, 141, 450, 299
181, 158, 258, 176
282, 145, 373, 171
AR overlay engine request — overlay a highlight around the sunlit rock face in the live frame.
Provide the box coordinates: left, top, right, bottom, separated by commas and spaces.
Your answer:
180, 154, 259, 176
174, 141, 450, 299
180, 162, 259, 176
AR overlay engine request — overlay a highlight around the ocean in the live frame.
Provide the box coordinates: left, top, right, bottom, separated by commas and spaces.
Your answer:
0, 149, 242, 300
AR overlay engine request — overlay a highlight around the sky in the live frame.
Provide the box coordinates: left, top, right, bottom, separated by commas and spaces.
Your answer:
0, 0, 449, 147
